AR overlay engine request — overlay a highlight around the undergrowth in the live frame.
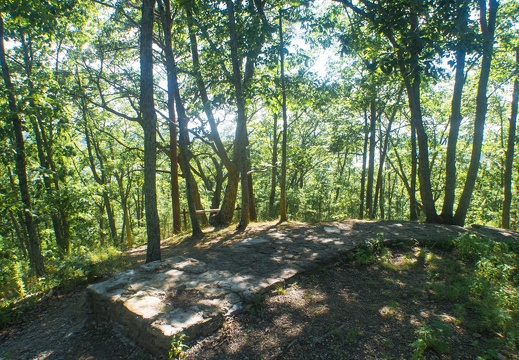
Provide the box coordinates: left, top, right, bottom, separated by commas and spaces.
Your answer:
0, 245, 129, 328
412, 233, 518, 358
346, 232, 518, 358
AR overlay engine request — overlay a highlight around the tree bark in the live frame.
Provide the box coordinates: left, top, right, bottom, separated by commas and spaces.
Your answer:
359, 109, 368, 219
226, 0, 250, 230
269, 114, 279, 217
157, 0, 182, 234
373, 106, 396, 219
140, 0, 161, 262
0, 14, 45, 276
279, 9, 288, 223
454, 0, 498, 226
366, 98, 377, 218
501, 46, 519, 228
440, 2, 469, 223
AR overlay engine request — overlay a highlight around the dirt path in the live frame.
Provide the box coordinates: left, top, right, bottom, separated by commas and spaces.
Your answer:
1, 221, 517, 359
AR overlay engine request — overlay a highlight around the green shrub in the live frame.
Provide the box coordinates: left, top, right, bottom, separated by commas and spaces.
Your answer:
411, 321, 453, 359
0, 253, 25, 300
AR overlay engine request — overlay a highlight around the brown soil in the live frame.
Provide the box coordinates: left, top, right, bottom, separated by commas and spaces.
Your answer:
183, 249, 475, 360
0, 221, 517, 360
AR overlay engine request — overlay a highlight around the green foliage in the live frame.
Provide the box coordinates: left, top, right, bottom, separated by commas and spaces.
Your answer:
347, 233, 387, 266
411, 321, 453, 359
0, 244, 127, 328
0, 252, 25, 300
246, 292, 268, 314
169, 332, 188, 360
425, 234, 519, 355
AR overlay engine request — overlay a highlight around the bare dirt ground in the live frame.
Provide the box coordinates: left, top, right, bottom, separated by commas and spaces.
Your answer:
1, 221, 517, 360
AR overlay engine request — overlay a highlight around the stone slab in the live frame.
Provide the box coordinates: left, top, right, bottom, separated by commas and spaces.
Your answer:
87, 220, 472, 358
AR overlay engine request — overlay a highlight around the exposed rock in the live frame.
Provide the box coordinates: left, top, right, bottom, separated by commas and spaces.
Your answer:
87, 221, 474, 358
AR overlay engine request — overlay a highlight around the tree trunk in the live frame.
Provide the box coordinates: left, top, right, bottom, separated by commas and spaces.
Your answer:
169, 117, 181, 234
501, 47, 518, 228
454, 0, 498, 226
373, 107, 395, 219
441, 3, 469, 223
211, 171, 240, 226
116, 172, 133, 247
140, 0, 161, 262
359, 109, 368, 219
157, 0, 202, 237
269, 114, 279, 217
190, 169, 209, 226
248, 172, 258, 222
0, 15, 45, 276
366, 99, 377, 219
185, 0, 235, 173
210, 157, 224, 210
410, 121, 419, 220
158, 0, 182, 234
20, 33, 70, 254
279, 9, 288, 223
226, 0, 250, 230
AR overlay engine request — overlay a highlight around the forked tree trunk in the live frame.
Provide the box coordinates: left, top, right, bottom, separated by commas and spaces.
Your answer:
454, 0, 498, 226
158, 0, 202, 237
441, 2, 469, 224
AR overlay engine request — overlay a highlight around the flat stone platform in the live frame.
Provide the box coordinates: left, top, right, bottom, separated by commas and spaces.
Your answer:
86, 221, 517, 358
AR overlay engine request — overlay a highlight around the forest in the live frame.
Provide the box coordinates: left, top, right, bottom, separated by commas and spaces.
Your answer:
1, 0, 518, 305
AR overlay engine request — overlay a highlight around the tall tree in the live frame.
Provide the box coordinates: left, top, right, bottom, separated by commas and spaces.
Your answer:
140, 0, 161, 262
453, 0, 498, 225
279, 8, 288, 223
0, 13, 45, 276
440, 0, 471, 223
157, 0, 181, 234
226, 0, 251, 229
501, 46, 519, 228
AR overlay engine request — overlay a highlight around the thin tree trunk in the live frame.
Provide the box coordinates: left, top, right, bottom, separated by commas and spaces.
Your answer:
140, 0, 161, 262
269, 114, 279, 217
454, 0, 498, 226
366, 99, 377, 219
0, 15, 45, 276
210, 157, 224, 210
373, 108, 395, 219
157, 0, 202, 236
190, 169, 209, 226
19, 33, 70, 254
158, 0, 181, 234
169, 117, 181, 234
279, 9, 288, 223
360, 109, 368, 219
248, 172, 258, 222
410, 119, 419, 220
501, 46, 519, 229
185, 0, 235, 173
